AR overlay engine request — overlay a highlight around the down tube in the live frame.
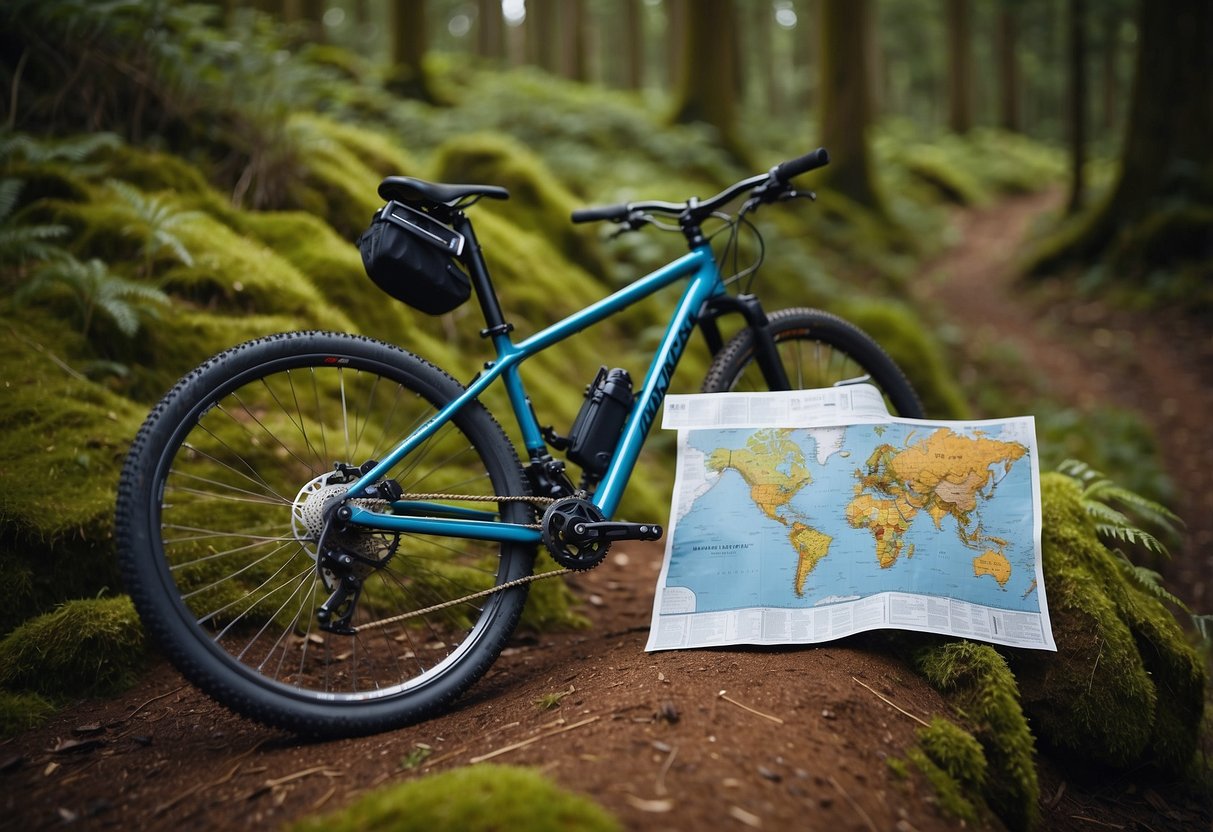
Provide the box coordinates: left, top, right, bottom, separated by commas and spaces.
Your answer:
593, 258, 723, 517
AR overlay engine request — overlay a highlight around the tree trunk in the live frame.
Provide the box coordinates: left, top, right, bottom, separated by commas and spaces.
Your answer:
792, 0, 817, 117
818, 0, 884, 214
527, 0, 560, 74
1099, 7, 1119, 132
946, 0, 972, 134
622, 0, 644, 90
299, 0, 326, 40
750, 0, 781, 113
476, 0, 504, 62
1030, 0, 1213, 274
1065, 0, 1088, 215
670, 0, 748, 164
666, 0, 687, 96
388, 0, 434, 101
995, 5, 1020, 131
561, 0, 590, 83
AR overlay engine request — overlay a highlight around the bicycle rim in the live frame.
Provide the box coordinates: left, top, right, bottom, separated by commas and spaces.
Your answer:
118, 333, 532, 733
702, 308, 924, 418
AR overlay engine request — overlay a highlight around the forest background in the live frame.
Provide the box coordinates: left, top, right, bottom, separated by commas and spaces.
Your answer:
0, 0, 1211, 829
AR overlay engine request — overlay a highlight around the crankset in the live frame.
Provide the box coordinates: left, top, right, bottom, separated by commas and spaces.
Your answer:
541, 497, 663, 570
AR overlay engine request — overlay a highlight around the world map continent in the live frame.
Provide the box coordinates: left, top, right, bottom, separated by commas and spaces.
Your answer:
706, 426, 1029, 597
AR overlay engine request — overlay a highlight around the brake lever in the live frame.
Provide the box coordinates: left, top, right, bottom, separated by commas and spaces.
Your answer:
609, 210, 652, 238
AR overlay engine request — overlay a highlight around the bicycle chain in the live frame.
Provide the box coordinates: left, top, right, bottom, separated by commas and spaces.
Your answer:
353, 491, 568, 633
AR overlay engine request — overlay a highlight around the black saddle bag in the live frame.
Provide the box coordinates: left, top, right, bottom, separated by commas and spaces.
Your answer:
357, 201, 471, 315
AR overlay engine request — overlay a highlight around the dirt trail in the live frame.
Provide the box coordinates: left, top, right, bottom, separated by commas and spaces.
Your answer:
1, 194, 1209, 832
914, 190, 1213, 615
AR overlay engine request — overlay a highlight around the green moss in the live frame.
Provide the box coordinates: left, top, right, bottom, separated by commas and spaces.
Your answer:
837, 299, 970, 420
901, 145, 990, 206
233, 209, 418, 345
0, 315, 141, 535
918, 716, 988, 790
906, 747, 983, 824
0, 690, 56, 737
1012, 474, 1205, 777
0, 596, 145, 699
285, 114, 413, 239
914, 641, 1038, 832
164, 213, 346, 322
102, 145, 227, 209
886, 755, 911, 780
288, 764, 620, 832
430, 134, 609, 280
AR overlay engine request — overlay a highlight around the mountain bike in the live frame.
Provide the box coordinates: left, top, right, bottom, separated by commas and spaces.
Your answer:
116, 148, 924, 738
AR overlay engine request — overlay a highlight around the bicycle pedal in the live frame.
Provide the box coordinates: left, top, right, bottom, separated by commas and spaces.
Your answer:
571, 520, 663, 542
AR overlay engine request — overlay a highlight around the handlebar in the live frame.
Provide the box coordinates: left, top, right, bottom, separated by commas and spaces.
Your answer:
571, 147, 829, 228
773, 147, 830, 182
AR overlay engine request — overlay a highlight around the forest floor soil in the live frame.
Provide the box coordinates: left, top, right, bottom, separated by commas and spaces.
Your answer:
2, 193, 1210, 832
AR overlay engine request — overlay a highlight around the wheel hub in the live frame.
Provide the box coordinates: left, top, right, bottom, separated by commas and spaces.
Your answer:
291, 472, 395, 565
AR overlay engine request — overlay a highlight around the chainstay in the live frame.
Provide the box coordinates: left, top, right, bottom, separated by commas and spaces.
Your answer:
352, 491, 566, 632
395, 491, 555, 530
353, 567, 572, 633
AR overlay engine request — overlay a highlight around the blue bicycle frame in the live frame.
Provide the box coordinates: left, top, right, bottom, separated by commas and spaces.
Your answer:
341, 243, 726, 545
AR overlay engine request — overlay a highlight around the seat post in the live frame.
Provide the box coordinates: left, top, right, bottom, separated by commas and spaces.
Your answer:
452, 213, 512, 339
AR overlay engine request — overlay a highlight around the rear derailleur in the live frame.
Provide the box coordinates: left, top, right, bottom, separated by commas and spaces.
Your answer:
314, 461, 403, 635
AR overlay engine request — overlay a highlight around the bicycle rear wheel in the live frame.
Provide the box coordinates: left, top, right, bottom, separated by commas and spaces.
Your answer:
116, 331, 534, 737
701, 308, 925, 418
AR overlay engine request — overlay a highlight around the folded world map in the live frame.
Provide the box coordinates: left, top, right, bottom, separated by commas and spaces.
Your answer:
647, 386, 1055, 652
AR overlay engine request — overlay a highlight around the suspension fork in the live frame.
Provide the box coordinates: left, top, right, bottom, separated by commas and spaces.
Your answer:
699, 294, 791, 390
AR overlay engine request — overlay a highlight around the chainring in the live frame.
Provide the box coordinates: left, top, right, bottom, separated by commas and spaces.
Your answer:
541, 497, 609, 570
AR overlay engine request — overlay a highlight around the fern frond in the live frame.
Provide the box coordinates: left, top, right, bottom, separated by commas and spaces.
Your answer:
0, 179, 21, 219
1094, 523, 1170, 557
1091, 483, 1182, 528
16, 257, 167, 338
1121, 561, 1188, 611
1082, 500, 1131, 530
1055, 458, 1181, 558
1192, 614, 1213, 644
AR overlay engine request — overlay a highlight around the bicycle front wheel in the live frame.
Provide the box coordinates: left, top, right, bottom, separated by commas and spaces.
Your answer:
701, 308, 925, 418
116, 331, 534, 737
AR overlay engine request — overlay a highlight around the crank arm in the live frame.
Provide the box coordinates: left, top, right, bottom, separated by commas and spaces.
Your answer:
571, 520, 663, 542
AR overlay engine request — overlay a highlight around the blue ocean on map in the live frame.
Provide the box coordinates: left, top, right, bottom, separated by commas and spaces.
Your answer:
665, 424, 1038, 614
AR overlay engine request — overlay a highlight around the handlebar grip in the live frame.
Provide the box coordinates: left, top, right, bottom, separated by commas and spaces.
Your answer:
773, 147, 830, 181
571, 204, 630, 224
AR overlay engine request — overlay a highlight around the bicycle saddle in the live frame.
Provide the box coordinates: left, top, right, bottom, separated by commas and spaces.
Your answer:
377, 176, 509, 206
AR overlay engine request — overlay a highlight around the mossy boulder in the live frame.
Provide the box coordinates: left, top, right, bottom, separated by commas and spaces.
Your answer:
901, 716, 991, 825
288, 764, 620, 832
0, 690, 56, 737
0, 596, 145, 699
837, 298, 970, 420
430, 134, 609, 280
0, 316, 142, 631
1010, 473, 1205, 777
914, 640, 1039, 832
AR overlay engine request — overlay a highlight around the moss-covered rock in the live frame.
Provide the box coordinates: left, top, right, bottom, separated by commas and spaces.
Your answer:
0, 596, 145, 699
0, 315, 142, 631
837, 299, 970, 420
0, 690, 55, 737
288, 764, 620, 832
283, 114, 417, 240
914, 640, 1038, 832
905, 716, 990, 825
430, 134, 609, 280
1011, 473, 1205, 777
